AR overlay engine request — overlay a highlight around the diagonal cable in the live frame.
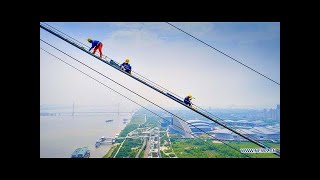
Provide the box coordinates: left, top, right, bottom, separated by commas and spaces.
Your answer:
166, 22, 280, 86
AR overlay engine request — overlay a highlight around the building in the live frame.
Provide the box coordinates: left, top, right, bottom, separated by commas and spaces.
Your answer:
148, 128, 160, 158
211, 126, 280, 142
263, 105, 280, 121
186, 119, 214, 135
212, 128, 238, 140
263, 109, 268, 119
237, 129, 259, 140
277, 104, 280, 121
223, 120, 256, 127
269, 108, 275, 120
250, 126, 280, 141
168, 116, 193, 138
161, 117, 172, 128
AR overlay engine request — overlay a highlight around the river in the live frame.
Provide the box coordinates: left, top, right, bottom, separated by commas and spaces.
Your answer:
40, 113, 130, 158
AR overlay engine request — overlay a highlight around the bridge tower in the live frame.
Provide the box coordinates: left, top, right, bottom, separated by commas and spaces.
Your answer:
72, 101, 74, 116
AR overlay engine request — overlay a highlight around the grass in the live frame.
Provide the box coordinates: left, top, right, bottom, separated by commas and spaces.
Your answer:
139, 149, 145, 158
119, 113, 146, 137
170, 139, 280, 158
160, 150, 169, 158
228, 141, 280, 158
103, 144, 119, 158
115, 138, 144, 158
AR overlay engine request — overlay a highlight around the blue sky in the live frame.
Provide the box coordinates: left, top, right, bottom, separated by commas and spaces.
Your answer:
40, 22, 280, 110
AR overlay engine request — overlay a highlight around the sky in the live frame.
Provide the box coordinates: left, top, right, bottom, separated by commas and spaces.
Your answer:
40, 22, 280, 110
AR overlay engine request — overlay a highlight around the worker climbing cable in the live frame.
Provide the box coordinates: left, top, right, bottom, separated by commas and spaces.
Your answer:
184, 94, 196, 109
120, 58, 132, 74
87, 38, 103, 58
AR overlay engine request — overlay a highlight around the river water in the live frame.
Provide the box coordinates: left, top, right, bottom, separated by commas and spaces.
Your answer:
40, 113, 130, 158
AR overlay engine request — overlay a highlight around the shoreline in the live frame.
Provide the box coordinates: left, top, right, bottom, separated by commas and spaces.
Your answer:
102, 116, 132, 158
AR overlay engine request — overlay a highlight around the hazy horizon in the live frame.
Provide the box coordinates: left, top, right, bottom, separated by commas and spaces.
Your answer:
40, 103, 279, 111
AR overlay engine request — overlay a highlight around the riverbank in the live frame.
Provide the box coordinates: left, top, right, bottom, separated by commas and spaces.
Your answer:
97, 116, 133, 158
104, 112, 146, 158
103, 144, 120, 158
102, 118, 133, 158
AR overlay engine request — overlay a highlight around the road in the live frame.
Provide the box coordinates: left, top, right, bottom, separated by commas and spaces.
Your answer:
166, 131, 177, 157
144, 131, 152, 158
135, 137, 147, 158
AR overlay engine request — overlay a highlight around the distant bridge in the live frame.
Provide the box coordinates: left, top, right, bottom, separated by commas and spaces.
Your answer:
40, 111, 134, 116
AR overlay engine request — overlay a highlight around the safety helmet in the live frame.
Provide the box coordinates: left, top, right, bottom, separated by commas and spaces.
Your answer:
87, 38, 92, 42
125, 58, 130, 63
188, 94, 192, 99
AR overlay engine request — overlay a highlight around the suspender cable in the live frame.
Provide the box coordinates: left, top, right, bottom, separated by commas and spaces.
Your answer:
40, 46, 251, 158
40, 24, 280, 157
166, 22, 280, 86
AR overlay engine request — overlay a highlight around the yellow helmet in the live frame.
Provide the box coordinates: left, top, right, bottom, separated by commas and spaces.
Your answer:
87, 38, 92, 42
188, 94, 192, 99
125, 58, 130, 63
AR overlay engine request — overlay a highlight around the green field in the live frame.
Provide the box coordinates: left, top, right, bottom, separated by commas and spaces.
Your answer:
170, 138, 280, 158
114, 138, 144, 158
119, 113, 145, 137
160, 150, 169, 158
103, 144, 119, 158
139, 149, 145, 158
228, 141, 280, 158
